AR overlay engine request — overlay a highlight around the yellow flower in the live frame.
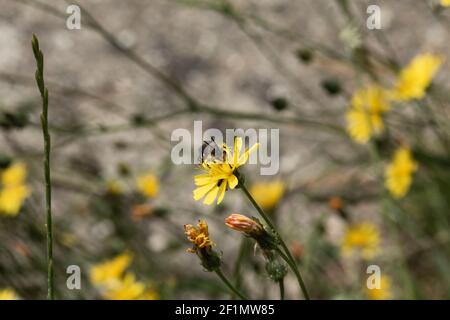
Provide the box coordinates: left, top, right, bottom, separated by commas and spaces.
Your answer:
90, 252, 132, 285
0, 288, 19, 300
136, 172, 160, 198
184, 220, 213, 252
342, 223, 380, 260
1, 162, 27, 186
441, 0, 450, 7
385, 147, 417, 198
366, 276, 392, 300
249, 180, 285, 210
0, 185, 31, 216
0, 162, 31, 216
392, 53, 443, 101
346, 85, 390, 144
193, 137, 259, 205
103, 273, 146, 300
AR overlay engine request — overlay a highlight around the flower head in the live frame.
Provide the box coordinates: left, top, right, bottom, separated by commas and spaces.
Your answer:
342, 223, 380, 260
184, 219, 221, 271
0, 288, 19, 300
193, 137, 259, 205
442, 0, 450, 7
136, 172, 160, 198
385, 147, 417, 198
346, 85, 390, 144
392, 53, 443, 101
249, 180, 285, 210
0, 162, 30, 216
184, 220, 213, 252
366, 276, 392, 300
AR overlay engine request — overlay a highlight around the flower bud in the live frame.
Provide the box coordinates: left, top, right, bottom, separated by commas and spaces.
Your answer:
225, 214, 264, 237
225, 214, 278, 251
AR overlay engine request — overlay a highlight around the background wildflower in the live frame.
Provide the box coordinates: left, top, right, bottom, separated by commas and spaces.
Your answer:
136, 172, 160, 198
366, 276, 392, 300
346, 85, 390, 143
0, 162, 30, 216
341, 223, 380, 260
249, 181, 285, 211
0, 288, 19, 300
385, 147, 418, 198
392, 53, 443, 101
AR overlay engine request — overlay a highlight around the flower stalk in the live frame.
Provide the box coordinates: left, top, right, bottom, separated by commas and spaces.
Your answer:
32, 34, 54, 300
239, 181, 310, 300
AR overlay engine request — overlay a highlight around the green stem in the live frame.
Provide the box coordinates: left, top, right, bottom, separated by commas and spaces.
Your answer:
240, 183, 310, 300
32, 34, 54, 300
231, 237, 249, 298
215, 269, 248, 300
279, 278, 285, 300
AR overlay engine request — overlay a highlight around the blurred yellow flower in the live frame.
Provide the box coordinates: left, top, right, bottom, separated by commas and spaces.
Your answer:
106, 179, 124, 195
0, 288, 19, 300
103, 273, 146, 300
366, 276, 392, 300
91, 253, 158, 300
0, 162, 30, 216
136, 172, 160, 198
392, 53, 443, 101
342, 223, 380, 260
385, 147, 417, 198
184, 220, 212, 253
249, 180, 285, 210
441, 0, 450, 7
346, 85, 390, 144
193, 137, 259, 205
90, 252, 132, 285
1, 162, 27, 186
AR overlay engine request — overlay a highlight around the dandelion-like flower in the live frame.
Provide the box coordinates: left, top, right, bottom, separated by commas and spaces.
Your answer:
385, 147, 417, 198
341, 223, 380, 260
102, 272, 158, 300
249, 181, 285, 210
442, 0, 450, 7
392, 53, 443, 101
0, 162, 31, 216
136, 172, 160, 198
346, 85, 390, 144
225, 213, 265, 237
366, 276, 392, 300
193, 137, 259, 205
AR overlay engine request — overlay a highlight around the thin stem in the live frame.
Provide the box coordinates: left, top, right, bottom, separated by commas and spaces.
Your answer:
231, 237, 249, 298
240, 183, 310, 300
279, 279, 285, 300
32, 34, 54, 300
214, 269, 248, 300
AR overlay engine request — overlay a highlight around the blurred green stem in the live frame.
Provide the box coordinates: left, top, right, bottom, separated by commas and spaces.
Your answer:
32, 34, 54, 300
239, 183, 310, 300
279, 278, 285, 300
215, 269, 248, 300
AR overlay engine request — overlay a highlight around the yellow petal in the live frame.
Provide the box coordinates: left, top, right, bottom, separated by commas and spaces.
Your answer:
233, 137, 243, 165
238, 143, 260, 165
203, 186, 219, 205
193, 183, 216, 200
228, 174, 238, 189
194, 174, 215, 186
216, 180, 227, 204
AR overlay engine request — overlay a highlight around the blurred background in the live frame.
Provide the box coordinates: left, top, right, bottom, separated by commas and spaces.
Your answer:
0, 0, 450, 299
